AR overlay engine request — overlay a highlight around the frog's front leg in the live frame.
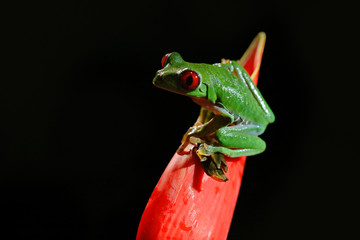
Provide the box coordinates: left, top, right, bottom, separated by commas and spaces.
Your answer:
177, 107, 213, 154
177, 108, 230, 154
190, 114, 232, 138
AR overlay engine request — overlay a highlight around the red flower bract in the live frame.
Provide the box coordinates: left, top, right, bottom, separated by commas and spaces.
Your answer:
137, 32, 266, 240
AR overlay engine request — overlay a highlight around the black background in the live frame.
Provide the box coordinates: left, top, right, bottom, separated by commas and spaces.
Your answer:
2, 0, 359, 239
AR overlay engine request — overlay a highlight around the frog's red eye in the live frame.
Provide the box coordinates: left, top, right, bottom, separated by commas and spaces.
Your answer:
161, 53, 171, 68
180, 70, 200, 90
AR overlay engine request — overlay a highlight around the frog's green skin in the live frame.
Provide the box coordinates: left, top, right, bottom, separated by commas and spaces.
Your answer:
153, 52, 274, 181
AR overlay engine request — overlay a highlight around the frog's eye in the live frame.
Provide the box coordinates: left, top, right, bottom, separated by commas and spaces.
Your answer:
180, 70, 200, 90
161, 53, 171, 68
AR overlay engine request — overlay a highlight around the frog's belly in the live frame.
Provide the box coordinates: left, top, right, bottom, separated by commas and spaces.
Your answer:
228, 116, 265, 136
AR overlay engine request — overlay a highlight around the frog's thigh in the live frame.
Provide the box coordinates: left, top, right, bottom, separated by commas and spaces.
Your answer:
209, 126, 266, 157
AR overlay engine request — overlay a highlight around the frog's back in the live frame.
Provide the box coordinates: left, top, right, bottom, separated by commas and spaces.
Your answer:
212, 63, 273, 127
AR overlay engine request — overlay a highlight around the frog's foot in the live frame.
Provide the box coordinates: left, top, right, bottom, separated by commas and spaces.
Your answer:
196, 143, 228, 182
177, 136, 203, 155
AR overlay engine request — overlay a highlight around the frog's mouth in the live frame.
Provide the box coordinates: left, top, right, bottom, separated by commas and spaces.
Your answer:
152, 74, 162, 87
153, 74, 173, 89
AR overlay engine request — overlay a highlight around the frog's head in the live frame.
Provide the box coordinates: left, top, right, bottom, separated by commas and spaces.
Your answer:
153, 52, 208, 99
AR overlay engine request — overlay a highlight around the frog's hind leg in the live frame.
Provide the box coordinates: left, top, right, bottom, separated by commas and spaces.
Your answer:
195, 124, 266, 181
209, 124, 267, 157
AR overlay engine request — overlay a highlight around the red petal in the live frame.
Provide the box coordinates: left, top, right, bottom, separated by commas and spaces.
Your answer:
137, 153, 246, 239
238, 32, 266, 85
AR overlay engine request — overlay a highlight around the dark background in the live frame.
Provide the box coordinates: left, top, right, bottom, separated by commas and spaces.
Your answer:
2, 0, 359, 239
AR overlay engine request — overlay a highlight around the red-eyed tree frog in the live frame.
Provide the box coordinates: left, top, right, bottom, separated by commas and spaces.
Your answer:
153, 36, 275, 181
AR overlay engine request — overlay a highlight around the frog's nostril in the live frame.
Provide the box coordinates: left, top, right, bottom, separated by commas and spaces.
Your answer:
157, 70, 164, 77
